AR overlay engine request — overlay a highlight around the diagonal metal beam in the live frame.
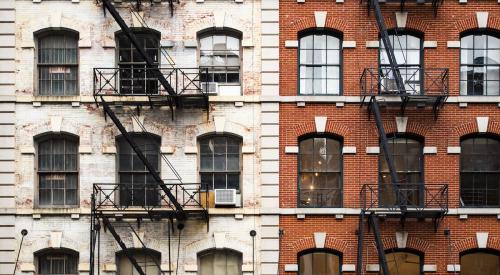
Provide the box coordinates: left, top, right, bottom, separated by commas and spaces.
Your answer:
369, 214, 390, 275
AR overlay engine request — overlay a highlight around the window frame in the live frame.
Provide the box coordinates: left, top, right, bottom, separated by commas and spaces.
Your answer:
459, 30, 500, 96
297, 134, 343, 208
460, 134, 500, 208
116, 248, 161, 275
381, 248, 424, 275
198, 134, 243, 191
297, 29, 343, 96
197, 28, 243, 86
197, 248, 243, 275
35, 133, 79, 208
377, 29, 424, 95
35, 249, 79, 275
297, 248, 343, 275
35, 28, 80, 96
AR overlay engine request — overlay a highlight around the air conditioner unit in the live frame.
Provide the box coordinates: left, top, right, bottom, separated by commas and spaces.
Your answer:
381, 78, 398, 94
214, 189, 237, 206
202, 82, 218, 95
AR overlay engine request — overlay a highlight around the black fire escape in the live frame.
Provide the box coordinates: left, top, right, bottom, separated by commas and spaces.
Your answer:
357, 1, 448, 274
90, 1, 209, 275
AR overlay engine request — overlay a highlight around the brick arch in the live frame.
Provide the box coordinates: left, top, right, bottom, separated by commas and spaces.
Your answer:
452, 237, 476, 253
382, 16, 429, 35
446, 120, 500, 147
381, 120, 429, 140
290, 15, 348, 39
288, 236, 350, 256
380, 236, 430, 253
487, 237, 500, 251
453, 15, 500, 40
289, 121, 352, 146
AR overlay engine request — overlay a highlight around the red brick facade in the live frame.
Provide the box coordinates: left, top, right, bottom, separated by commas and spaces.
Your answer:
279, 1, 500, 274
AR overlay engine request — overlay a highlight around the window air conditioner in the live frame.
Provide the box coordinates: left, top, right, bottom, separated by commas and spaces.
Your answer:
381, 78, 399, 94
202, 82, 218, 95
214, 189, 237, 206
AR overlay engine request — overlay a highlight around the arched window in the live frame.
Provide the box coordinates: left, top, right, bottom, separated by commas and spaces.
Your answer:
460, 32, 500, 95
382, 250, 422, 275
298, 250, 341, 275
379, 136, 423, 206
199, 135, 241, 190
461, 250, 500, 275
117, 249, 161, 275
37, 250, 78, 275
36, 30, 79, 96
460, 136, 500, 207
117, 134, 160, 206
298, 31, 342, 95
198, 249, 242, 275
199, 29, 241, 85
379, 32, 423, 94
116, 29, 160, 94
298, 136, 342, 207
37, 134, 79, 207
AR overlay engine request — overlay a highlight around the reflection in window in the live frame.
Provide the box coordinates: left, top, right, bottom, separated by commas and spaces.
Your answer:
198, 249, 242, 275
299, 250, 341, 275
460, 33, 500, 95
117, 134, 160, 206
199, 34, 241, 83
37, 31, 78, 95
299, 33, 342, 95
38, 251, 78, 275
460, 136, 500, 207
461, 251, 500, 275
117, 29, 160, 94
299, 137, 342, 207
117, 250, 161, 275
379, 33, 422, 94
382, 251, 422, 275
200, 136, 241, 190
379, 137, 423, 206
38, 135, 78, 207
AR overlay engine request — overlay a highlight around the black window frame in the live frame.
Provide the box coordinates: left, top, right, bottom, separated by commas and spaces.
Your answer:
35, 29, 79, 96
116, 133, 161, 207
378, 134, 424, 207
378, 29, 424, 95
298, 29, 343, 96
460, 249, 500, 275
297, 134, 343, 208
198, 134, 242, 191
297, 248, 342, 275
460, 30, 500, 96
36, 249, 79, 275
460, 134, 500, 208
36, 133, 79, 208
381, 248, 424, 275
198, 28, 242, 85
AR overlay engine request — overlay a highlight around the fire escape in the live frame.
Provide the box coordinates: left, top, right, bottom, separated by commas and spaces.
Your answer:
357, 1, 449, 274
90, 1, 209, 275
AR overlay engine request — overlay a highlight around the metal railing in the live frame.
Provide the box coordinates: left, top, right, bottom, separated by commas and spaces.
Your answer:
93, 67, 209, 97
93, 183, 208, 212
360, 67, 449, 97
360, 183, 448, 212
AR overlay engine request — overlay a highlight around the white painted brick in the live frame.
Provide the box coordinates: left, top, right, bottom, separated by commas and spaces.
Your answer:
262, 23, 279, 35
261, 148, 279, 160
262, 10, 279, 22
285, 40, 298, 48
262, 72, 279, 85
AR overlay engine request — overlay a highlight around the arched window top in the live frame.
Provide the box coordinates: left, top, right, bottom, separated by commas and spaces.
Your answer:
35, 28, 79, 39
298, 249, 342, 275
198, 249, 242, 275
117, 249, 161, 275
460, 249, 500, 275
36, 249, 78, 275
116, 133, 161, 153
383, 250, 423, 275
197, 27, 243, 40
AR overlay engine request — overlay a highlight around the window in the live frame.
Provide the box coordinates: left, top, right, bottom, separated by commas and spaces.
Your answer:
117, 29, 160, 94
37, 250, 78, 275
460, 33, 500, 95
461, 250, 500, 275
37, 31, 78, 96
198, 249, 242, 275
37, 135, 78, 207
460, 136, 500, 207
298, 250, 341, 275
199, 136, 241, 190
298, 137, 342, 207
199, 31, 241, 84
299, 32, 342, 95
117, 249, 160, 275
379, 32, 422, 94
379, 136, 423, 206
117, 134, 160, 206
382, 250, 422, 275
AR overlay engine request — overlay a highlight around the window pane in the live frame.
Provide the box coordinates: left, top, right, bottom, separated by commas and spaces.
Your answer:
461, 252, 500, 275
199, 250, 242, 275
299, 252, 340, 275
300, 35, 313, 49
384, 252, 421, 275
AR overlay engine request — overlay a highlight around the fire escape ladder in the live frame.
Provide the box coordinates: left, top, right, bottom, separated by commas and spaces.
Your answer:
369, 214, 391, 275
101, 0, 176, 97
101, 217, 148, 275
100, 97, 186, 219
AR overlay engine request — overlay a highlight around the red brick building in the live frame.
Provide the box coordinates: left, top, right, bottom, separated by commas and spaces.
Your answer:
278, 1, 500, 274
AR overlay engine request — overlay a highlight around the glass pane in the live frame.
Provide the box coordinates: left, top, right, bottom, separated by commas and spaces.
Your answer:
475, 34, 487, 49
314, 35, 327, 49
314, 50, 327, 64
327, 50, 339, 64
384, 252, 421, 275
327, 35, 339, 49
461, 35, 474, 49
300, 35, 313, 49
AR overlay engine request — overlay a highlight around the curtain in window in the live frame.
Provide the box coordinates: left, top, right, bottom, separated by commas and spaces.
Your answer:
199, 249, 242, 275
38, 33, 78, 95
199, 136, 241, 190
117, 250, 161, 275
199, 34, 241, 84
299, 251, 340, 275
299, 137, 342, 207
38, 137, 78, 206
38, 252, 78, 275
299, 33, 341, 95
